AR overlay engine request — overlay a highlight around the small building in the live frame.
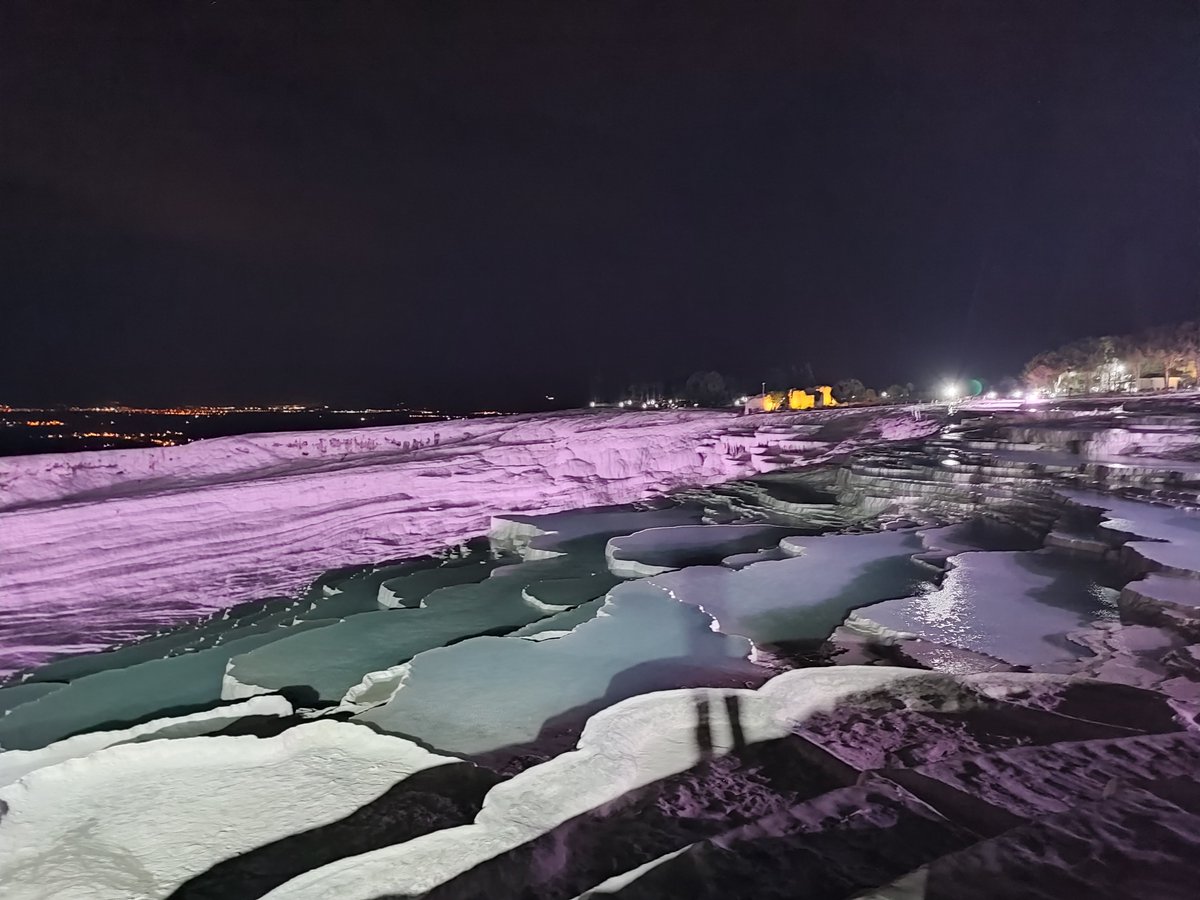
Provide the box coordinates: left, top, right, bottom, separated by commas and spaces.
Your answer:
1136, 375, 1181, 391
743, 391, 787, 413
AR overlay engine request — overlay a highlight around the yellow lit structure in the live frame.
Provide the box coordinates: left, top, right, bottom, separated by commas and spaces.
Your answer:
761, 391, 786, 412
744, 386, 836, 414
785, 386, 836, 410
787, 389, 813, 410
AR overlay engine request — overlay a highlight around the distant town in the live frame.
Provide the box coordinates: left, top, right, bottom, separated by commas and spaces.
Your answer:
0, 403, 452, 417
0, 403, 467, 456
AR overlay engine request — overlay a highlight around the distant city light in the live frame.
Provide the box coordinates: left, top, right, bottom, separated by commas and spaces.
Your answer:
589, 401, 596, 407
985, 390, 997, 400
1010, 390, 1024, 399
940, 383, 960, 400
880, 391, 888, 399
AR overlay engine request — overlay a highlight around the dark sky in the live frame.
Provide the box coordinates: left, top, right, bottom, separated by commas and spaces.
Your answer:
2, 1, 1197, 408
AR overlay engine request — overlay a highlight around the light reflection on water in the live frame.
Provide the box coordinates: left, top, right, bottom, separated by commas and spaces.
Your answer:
860, 550, 1121, 667
908, 572, 980, 650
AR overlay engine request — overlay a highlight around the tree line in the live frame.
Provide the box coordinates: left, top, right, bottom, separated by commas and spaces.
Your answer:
594, 320, 1199, 409
1021, 321, 1200, 393
603, 371, 919, 407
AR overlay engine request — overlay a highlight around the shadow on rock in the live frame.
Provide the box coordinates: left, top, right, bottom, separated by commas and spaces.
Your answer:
169, 761, 501, 900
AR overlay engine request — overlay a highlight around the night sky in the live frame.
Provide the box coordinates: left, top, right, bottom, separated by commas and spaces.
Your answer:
2, 1, 1196, 409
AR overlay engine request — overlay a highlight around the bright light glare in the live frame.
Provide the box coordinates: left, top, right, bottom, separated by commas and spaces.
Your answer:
940, 383, 960, 400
